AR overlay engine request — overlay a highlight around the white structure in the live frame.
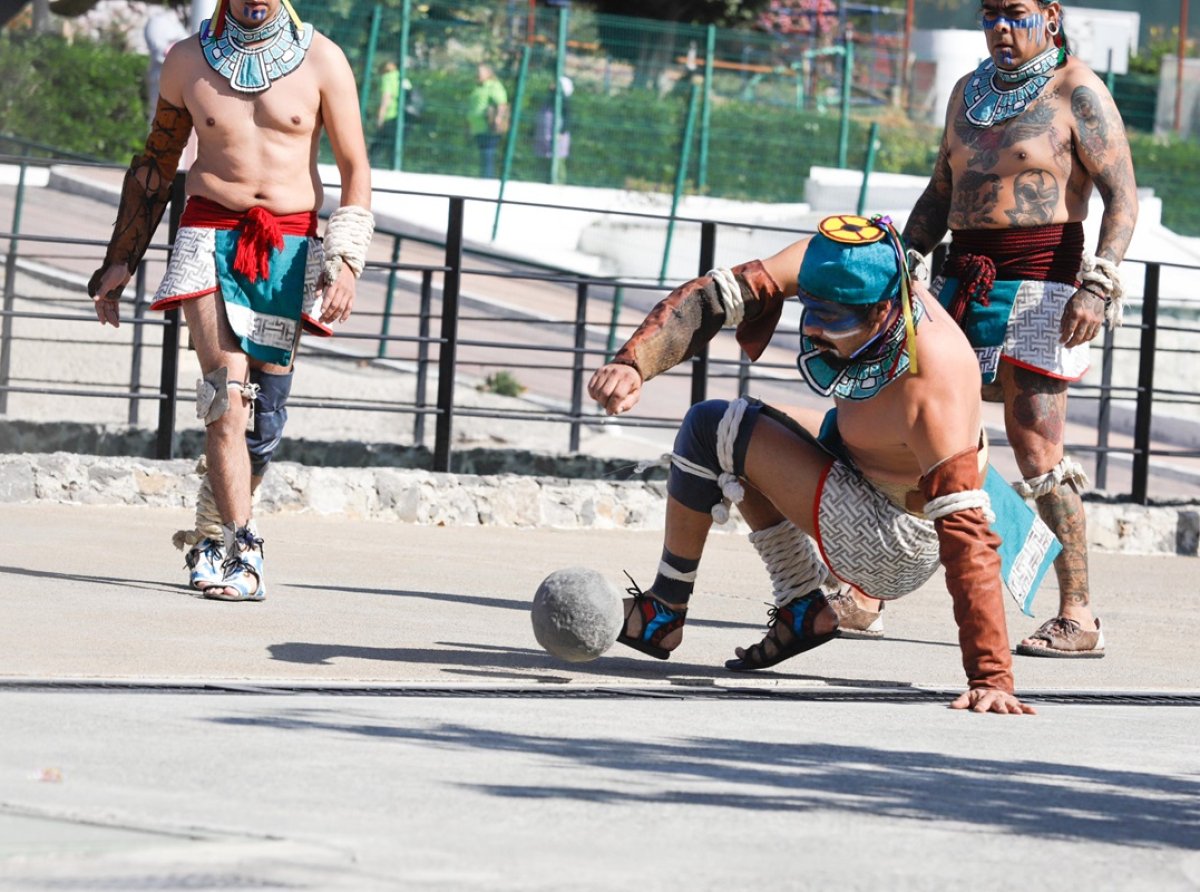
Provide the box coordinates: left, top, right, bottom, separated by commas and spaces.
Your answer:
1066, 7, 1139, 75
1155, 56, 1200, 139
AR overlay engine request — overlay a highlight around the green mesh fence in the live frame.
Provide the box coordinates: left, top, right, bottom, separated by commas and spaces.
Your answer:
304, 1, 1190, 205
306, 0, 929, 200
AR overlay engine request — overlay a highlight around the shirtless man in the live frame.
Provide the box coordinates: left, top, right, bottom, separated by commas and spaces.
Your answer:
902, 0, 1137, 658
89, 0, 373, 601
589, 215, 1040, 714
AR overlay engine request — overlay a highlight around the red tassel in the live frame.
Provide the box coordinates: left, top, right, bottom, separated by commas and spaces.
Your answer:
233, 207, 283, 283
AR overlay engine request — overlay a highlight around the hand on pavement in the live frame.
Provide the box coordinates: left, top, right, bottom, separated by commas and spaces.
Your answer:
950, 688, 1037, 715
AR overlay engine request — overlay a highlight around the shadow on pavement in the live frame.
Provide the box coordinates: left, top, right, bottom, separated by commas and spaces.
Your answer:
205, 715, 1200, 849
265, 638, 916, 689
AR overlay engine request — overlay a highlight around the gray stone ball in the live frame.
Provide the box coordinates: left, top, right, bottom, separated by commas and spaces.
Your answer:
531, 567, 623, 663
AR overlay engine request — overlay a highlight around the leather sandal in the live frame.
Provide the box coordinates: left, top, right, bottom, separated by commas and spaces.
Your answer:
725, 591, 839, 671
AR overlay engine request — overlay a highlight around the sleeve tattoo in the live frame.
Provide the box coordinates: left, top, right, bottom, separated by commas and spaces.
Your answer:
1071, 84, 1138, 265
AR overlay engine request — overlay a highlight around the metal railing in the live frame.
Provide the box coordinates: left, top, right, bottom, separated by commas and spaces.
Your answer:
1, 157, 1198, 505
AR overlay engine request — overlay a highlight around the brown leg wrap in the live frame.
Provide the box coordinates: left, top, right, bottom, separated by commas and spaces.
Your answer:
920, 446, 1014, 693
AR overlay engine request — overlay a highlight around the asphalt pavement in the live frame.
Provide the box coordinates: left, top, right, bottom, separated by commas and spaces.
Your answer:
0, 503, 1197, 890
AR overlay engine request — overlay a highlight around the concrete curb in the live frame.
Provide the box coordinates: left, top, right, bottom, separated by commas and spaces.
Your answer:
2, 452, 1196, 555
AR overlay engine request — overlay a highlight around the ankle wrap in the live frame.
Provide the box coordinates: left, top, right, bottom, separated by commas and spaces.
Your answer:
749, 519, 838, 607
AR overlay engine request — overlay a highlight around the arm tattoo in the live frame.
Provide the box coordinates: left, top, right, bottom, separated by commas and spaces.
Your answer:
1071, 86, 1108, 161
903, 143, 952, 254
1004, 169, 1059, 226
1073, 84, 1139, 264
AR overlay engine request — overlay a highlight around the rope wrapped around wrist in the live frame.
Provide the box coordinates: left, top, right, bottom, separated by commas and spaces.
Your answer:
1078, 254, 1125, 329
322, 206, 375, 283
905, 248, 931, 284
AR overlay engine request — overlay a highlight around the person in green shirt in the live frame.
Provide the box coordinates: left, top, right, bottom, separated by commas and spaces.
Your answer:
370, 61, 401, 167
466, 63, 509, 178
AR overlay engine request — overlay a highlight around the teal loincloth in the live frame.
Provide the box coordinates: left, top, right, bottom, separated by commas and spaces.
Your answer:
213, 230, 310, 367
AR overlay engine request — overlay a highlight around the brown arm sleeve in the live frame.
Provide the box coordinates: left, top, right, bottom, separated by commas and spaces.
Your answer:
612, 259, 784, 380
920, 446, 1014, 693
88, 97, 193, 299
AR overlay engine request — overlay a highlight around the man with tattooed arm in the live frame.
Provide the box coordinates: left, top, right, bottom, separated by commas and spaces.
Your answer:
89, 0, 374, 601
901, 0, 1137, 658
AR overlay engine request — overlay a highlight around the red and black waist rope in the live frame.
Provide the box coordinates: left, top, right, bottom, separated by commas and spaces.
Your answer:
942, 222, 1084, 325
181, 196, 317, 284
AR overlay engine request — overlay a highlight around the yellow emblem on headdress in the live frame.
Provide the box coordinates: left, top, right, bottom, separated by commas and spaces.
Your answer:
818, 214, 887, 245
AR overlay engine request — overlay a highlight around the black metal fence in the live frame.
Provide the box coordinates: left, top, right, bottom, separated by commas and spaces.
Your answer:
1, 152, 1198, 505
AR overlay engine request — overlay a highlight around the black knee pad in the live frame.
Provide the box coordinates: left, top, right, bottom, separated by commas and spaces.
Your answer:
247, 369, 293, 476
667, 398, 763, 513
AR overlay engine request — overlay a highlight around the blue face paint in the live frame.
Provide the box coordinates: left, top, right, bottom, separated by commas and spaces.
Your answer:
981, 11, 1045, 36
981, 8, 1048, 58
244, 3, 268, 21
798, 294, 871, 336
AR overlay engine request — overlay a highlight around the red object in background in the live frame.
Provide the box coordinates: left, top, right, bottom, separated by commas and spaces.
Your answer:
757, 0, 839, 38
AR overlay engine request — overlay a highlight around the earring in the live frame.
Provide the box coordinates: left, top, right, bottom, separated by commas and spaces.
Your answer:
1047, 20, 1060, 36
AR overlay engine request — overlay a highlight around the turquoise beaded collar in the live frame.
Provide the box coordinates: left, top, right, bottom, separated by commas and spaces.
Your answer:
963, 45, 1062, 128
797, 298, 925, 402
201, 8, 312, 94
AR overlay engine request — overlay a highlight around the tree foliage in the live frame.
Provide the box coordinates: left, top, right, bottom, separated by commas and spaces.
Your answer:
0, 31, 146, 160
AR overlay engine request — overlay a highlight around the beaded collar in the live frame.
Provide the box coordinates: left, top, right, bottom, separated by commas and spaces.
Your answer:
963, 45, 1062, 128
201, 7, 312, 94
797, 297, 925, 401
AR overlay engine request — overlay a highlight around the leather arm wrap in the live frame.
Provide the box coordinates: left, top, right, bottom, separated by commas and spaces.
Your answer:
88, 98, 192, 299
612, 259, 784, 380
920, 446, 1014, 693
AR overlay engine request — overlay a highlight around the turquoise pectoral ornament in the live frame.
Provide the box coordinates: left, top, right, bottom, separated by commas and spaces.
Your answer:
964, 46, 1060, 128
201, 9, 312, 94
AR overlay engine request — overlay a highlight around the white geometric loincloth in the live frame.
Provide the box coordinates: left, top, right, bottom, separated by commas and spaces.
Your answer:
813, 460, 941, 600
932, 276, 1089, 382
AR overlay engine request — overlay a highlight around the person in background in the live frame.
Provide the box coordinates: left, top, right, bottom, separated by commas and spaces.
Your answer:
534, 76, 572, 185
466, 63, 509, 179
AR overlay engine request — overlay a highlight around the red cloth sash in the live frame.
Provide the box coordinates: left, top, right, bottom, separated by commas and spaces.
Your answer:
180, 196, 317, 284
942, 223, 1083, 325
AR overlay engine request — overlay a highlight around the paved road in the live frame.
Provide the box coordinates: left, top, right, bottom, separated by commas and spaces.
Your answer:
1, 503, 1197, 889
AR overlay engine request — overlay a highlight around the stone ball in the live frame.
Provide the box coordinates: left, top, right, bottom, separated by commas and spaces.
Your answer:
531, 567, 623, 663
